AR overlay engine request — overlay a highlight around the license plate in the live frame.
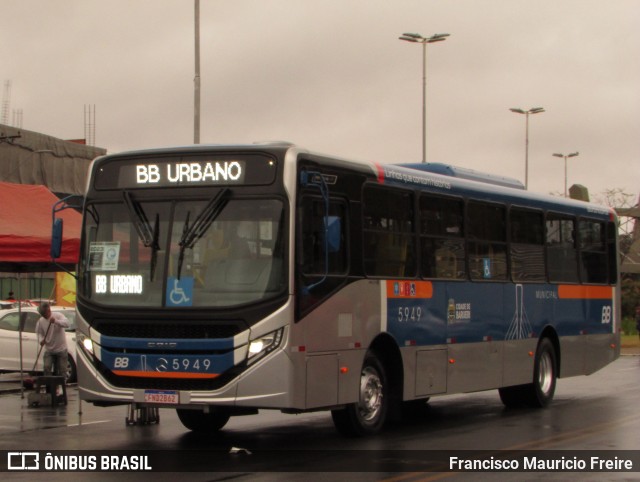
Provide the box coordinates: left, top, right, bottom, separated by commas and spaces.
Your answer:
144, 390, 179, 404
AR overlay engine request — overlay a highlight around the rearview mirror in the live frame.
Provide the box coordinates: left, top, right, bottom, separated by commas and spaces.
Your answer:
51, 218, 63, 259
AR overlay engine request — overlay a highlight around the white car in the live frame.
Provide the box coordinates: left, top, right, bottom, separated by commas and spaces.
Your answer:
0, 306, 77, 382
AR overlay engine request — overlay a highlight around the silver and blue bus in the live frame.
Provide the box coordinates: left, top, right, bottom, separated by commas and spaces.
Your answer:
65, 143, 619, 436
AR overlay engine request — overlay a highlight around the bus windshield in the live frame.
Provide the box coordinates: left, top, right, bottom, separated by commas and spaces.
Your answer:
79, 196, 286, 308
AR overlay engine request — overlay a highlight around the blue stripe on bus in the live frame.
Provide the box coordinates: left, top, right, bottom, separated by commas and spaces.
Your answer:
98, 334, 236, 351
99, 347, 235, 377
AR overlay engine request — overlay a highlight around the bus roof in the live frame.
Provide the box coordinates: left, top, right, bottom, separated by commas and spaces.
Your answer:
88, 144, 614, 221
398, 163, 525, 190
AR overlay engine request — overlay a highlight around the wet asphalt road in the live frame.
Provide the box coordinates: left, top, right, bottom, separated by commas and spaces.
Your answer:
0, 356, 638, 481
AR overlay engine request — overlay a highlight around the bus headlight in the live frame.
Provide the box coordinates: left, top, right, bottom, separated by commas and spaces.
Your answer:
78, 333, 94, 355
247, 328, 284, 364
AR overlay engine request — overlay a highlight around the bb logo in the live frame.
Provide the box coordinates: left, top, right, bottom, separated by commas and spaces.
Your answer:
114, 357, 129, 369
7, 452, 40, 470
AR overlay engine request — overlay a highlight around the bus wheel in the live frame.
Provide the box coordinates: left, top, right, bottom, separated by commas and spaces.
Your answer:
66, 354, 77, 384
176, 408, 230, 432
499, 338, 557, 408
530, 338, 557, 407
331, 352, 388, 436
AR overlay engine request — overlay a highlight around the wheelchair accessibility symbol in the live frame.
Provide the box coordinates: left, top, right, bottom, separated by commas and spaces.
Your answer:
167, 277, 194, 307
483, 258, 492, 279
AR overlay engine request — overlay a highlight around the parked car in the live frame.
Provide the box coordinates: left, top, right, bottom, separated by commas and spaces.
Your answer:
0, 300, 37, 310
0, 306, 77, 382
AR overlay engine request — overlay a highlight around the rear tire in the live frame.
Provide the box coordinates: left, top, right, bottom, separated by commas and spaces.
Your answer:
331, 352, 388, 436
176, 408, 231, 432
530, 338, 557, 407
499, 338, 557, 408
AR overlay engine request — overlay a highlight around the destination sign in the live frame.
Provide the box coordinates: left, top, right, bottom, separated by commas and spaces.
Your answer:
94, 154, 277, 189
133, 160, 245, 185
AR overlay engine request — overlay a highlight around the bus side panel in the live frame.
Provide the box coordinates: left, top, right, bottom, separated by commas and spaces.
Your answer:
304, 354, 339, 407
296, 279, 382, 409
446, 342, 503, 393
502, 338, 537, 386
555, 285, 618, 377
414, 348, 448, 396
557, 336, 585, 377
384, 280, 448, 400
584, 334, 618, 375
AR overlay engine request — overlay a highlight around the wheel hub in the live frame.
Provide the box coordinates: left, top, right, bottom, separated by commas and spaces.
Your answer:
358, 366, 383, 422
538, 351, 553, 395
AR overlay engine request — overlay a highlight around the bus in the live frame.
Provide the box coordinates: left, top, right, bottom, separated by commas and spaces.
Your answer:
56, 143, 620, 436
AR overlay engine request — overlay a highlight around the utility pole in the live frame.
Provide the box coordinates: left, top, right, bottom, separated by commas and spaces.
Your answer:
194, 0, 201, 144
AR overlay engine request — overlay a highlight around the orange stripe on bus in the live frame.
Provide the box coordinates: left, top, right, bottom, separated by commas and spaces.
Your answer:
558, 285, 613, 300
113, 371, 219, 379
386, 280, 433, 299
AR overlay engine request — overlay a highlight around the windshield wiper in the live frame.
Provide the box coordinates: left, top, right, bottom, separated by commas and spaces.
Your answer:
86, 204, 100, 226
149, 213, 160, 281
177, 188, 230, 279
123, 191, 161, 281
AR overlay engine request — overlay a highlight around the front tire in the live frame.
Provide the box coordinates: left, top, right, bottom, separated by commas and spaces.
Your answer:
331, 352, 388, 436
65, 354, 77, 384
176, 408, 231, 432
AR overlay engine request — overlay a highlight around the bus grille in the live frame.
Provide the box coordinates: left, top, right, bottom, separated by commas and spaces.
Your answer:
92, 321, 243, 339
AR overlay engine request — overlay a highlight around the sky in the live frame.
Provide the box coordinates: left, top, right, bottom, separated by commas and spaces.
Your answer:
1, 0, 639, 201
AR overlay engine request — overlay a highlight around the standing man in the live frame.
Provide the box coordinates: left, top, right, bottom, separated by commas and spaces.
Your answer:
36, 302, 70, 379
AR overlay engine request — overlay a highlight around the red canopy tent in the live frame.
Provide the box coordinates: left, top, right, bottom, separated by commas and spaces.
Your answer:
0, 182, 81, 272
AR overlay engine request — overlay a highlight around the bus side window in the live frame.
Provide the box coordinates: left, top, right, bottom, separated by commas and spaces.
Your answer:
546, 214, 579, 283
510, 208, 545, 282
419, 195, 466, 280
300, 197, 348, 278
579, 219, 607, 284
362, 186, 416, 278
467, 201, 507, 281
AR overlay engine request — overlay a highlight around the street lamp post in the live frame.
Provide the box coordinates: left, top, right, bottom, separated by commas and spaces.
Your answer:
510, 107, 545, 189
552, 151, 579, 197
194, 0, 201, 145
400, 32, 450, 163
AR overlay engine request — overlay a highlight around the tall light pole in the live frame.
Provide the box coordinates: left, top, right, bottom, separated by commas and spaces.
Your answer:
194, 0, 201, 144
399, 32, 450, 163
553, 151, 579, 197
510, 107, 545, 189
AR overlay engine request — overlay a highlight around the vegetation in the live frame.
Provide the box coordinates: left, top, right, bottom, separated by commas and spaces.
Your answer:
621, 275, 640, 320
622, 316, 639, 337
621, 333, 639, 349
